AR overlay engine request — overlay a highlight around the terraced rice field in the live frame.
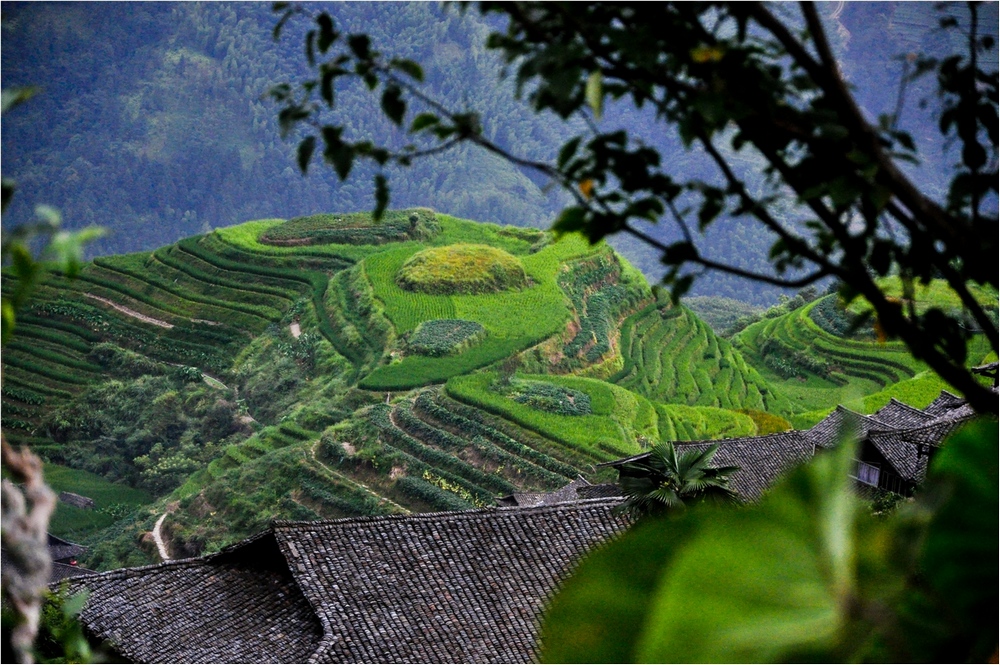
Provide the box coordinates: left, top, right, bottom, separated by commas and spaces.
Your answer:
610, 297, 786, 413
359, 232, 602, 390
732, 295, 993, 414
0, 225, 341, 446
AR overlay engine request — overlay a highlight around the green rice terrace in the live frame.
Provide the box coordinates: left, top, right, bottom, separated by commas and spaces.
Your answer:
2, 208, 993, 569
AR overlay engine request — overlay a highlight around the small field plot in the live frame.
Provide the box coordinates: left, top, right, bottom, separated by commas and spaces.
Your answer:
361, 230, 598, 390
43, 463, 153, 541
260, 208, 439, 247
445, 372, 657, 459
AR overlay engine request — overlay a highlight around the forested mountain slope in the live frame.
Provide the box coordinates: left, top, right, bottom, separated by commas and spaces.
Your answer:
2, 2, 974, 305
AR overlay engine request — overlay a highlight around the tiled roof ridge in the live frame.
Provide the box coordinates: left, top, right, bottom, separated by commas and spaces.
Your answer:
885, 397, 935, 416
675, 429, 805, 445
210, 526, 278, 558
596, 430, 807, 467
52, 555, 213, 588
272, 496, 624, 532
875, 413, 972, 444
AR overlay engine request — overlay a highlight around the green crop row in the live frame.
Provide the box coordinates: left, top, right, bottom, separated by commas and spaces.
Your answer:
278, 422, 316, 441
177, 237, 313, 293
15, 322, 92, 354
394, 476, 474, 512
5, 340, 101, 374
17, 313, 102, 344
85, 260, 276, 331
0, 400, 37, 418
430, 391, 605, 473
2, 352, 91, 387
405, 396, 567, 489
3, 372, 73, 404
414, 390, 578, 480
391, 402, 517, 495
1, 417, 34, 431
95, 254, 283, 322
363, 406, 498, 506
298, 476, 388, 518
28, 298, 230, 372
446, 372, 641, 459
157, 244, 300, 302
139, 252, 292, 317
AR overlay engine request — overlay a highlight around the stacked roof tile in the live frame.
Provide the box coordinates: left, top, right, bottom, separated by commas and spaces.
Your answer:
498, 476, 622, 507
603, 389, 981, 496
63, 532, 324, 663
64, 499, 627, 663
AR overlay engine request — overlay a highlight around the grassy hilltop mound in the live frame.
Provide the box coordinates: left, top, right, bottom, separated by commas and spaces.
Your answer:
396, 244, 528, 295
6, 208, 979, 568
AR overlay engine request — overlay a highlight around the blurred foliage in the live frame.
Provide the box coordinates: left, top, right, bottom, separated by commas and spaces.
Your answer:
541, 419, 998, 662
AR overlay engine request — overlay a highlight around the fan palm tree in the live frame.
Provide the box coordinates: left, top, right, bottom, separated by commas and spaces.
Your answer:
615, 442, 740, 518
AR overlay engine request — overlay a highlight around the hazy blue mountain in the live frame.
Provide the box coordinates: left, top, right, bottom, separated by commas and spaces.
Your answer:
3, 2, 990, 305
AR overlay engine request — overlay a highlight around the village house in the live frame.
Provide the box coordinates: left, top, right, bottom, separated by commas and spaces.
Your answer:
60, 389, 981, 663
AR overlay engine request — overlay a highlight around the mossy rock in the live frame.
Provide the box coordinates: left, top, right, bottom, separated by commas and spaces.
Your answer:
396, 244, 528, 295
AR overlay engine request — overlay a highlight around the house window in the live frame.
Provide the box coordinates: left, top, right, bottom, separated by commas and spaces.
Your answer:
853, 460, 880, 486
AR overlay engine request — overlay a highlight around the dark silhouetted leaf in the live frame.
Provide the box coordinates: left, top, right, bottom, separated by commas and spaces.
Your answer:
297, 136, 316, 174
373, 174, 389, 221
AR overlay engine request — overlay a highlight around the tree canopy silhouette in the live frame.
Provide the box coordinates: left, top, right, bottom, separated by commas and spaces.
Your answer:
270, 1, 998, 413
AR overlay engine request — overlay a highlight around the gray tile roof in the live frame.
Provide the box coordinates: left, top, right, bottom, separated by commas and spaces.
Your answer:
673, 432, 814, 499
63, 499, 627, 664
498, 477, 622, 507
803, 406, 886, 449
872, 399, 936, 429
47, 533, 87, 562
275, 499, 627, 663
62, 536, 323, 664
599, 432, 813, 500
923, 390, 966, 417
498, 476, 592, 507
868, 414, 974, 483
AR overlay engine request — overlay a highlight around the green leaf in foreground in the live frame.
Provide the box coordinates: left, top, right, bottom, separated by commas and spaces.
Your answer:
542, 419, 999, 663
541, 442, 859, 663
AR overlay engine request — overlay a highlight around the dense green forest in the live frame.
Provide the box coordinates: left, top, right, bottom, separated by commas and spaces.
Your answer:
1, 2, 977, 305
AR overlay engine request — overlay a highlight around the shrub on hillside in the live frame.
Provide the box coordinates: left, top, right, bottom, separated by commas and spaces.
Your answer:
736, 409, 792, 435
395, 244, 528, 295
407, 319, 485, 357
495, 379, 593, 417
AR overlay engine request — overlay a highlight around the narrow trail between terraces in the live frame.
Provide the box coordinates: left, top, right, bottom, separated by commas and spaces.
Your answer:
84, 293, 173, 328
308, 439, 410, 514
152, 513, 171, 562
